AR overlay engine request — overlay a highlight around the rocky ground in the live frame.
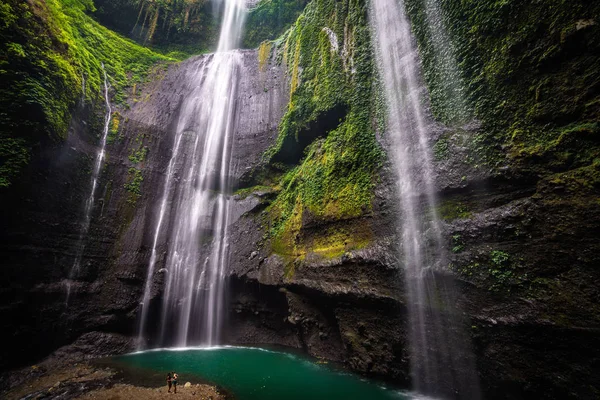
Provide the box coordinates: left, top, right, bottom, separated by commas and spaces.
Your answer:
0, 331, 224, 400
81, 383, 224, 400
2, 360, 223, 400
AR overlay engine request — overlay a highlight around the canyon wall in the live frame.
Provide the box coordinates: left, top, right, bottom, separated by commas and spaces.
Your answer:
1, 0, 599, 399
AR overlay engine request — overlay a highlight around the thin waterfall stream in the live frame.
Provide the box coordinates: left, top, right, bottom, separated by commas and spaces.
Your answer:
137, 0, 247, 348
65, 63, 112, 305
369, 0, 480, 398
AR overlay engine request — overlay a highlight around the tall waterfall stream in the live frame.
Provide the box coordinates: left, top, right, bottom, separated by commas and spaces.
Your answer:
65, 63, 112, 305
370, 0, 480, 397
137, 0, 247, 348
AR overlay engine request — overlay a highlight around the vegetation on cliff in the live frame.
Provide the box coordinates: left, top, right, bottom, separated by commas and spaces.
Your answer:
0, 0, 172, 187
243, 0, 309, 48
406, 0, 600, 170
404, 0, 600, 331
93, 0, 310, 53
0, 0, 310, 189
260, 0, 384, 264
93, 0, 219, 55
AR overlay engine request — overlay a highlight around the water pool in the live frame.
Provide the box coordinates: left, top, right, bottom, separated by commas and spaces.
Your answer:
107, 346, 410, 400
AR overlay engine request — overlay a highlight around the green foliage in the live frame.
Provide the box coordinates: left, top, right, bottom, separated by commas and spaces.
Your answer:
433, 136, 449, 161
404, 0, 471, 125
234, 185, 274, 200
0, 137, 29, 188
124, 166, 143, 202
106, 112, 123, 144
428, 0, 600, 168
94, 0, 220, 55
243, 0, 309, 48
487, 250, 514, 290
129, 146, 148, 164
44, 0, 172, 103
490, 250, 510, 267
263, 0, 383, 251
0, 0, 171, 187
451, 234, 463, 253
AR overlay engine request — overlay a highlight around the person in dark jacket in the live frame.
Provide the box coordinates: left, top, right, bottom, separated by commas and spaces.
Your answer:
167, 373, 172, 393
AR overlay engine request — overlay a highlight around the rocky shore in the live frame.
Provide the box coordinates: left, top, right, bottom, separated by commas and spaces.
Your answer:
0, 332, 224, 400
2, 362, 223, 400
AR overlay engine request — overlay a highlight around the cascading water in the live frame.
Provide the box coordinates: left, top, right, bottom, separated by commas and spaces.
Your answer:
65, 64, 112, 304
137, 0, 246, 348
369, 0, 480, 398
422, 0, 469, 123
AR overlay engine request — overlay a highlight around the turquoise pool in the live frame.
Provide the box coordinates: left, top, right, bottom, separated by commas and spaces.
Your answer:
108, 346, 410, 400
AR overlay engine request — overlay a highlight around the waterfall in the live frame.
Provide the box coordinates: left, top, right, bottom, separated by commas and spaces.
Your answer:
65, 64, 112, 305
422, 0, 469, 123
369, 0, 480, 398
137, 0, 246, 348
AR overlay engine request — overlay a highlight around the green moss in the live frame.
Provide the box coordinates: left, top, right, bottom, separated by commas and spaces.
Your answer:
437, 199, 472, 221
0, 0, 173, 187
0, 137, 29, 188
433, 136, 449, 161
512, 122, 600, 169
106, 111, 122, 144
124, 166, 143, 203
128, 146, 148, 164
123, 132, 149, 203
234, 185, 274, 200
453, 250, 528, 292
258, 40, 273, 72
420, 0, 600, 169
262, 0, 383, 250
538, 159, 600, 205
243, 0, 310, 49
312, 224, 371, 259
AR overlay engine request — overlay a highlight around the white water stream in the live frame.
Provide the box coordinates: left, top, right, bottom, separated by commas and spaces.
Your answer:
65, 63, 112, 305
138, 0, 246, 348
370, 0, 480, 397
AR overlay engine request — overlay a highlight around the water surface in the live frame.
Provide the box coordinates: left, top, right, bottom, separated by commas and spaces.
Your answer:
108, 346, 409, 400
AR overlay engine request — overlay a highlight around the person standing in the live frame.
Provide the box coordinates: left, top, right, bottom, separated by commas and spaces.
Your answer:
172, 372, 178, 394
167, 373, 172, 393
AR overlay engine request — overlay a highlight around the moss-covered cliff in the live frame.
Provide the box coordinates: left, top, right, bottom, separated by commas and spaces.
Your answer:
406, 0, 600, 167
0, 0, 315, 188
93, 0, 219, 54
399, 0, 600, 397
243, 0, 310, 48
1, 0, 600, 398
245, 0, 385, 269
230, 0, 600, 397
0, 0, 173, 187
402, 0, 600, 317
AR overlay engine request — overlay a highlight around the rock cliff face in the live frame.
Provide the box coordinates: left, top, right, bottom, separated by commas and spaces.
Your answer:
1, 0, 599, 399
0, 48, 289, 370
